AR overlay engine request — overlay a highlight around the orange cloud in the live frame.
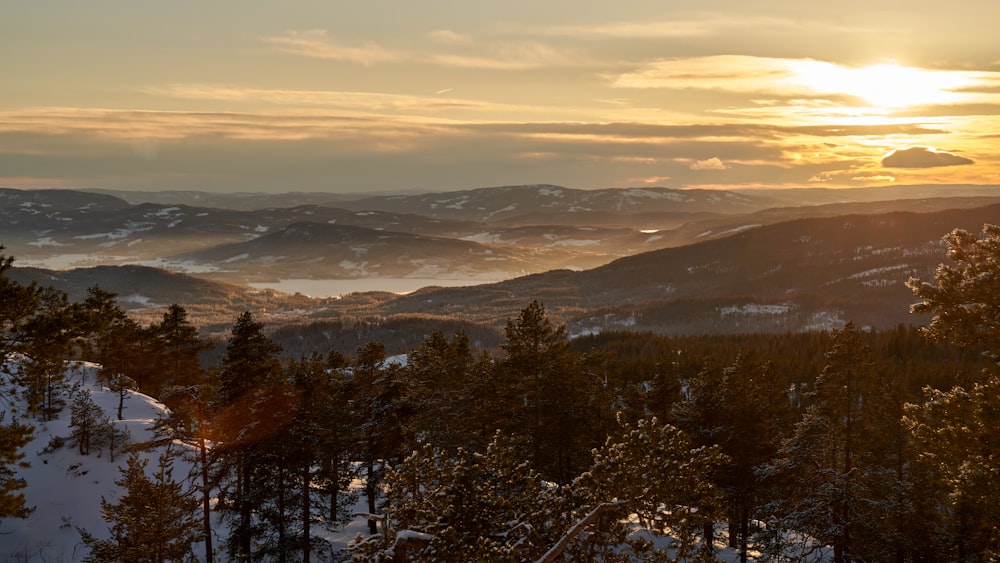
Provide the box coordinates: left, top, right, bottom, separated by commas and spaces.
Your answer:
881, 147, 974, 168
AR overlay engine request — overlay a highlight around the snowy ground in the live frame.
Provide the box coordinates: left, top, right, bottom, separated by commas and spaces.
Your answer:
0, 360, 758, 562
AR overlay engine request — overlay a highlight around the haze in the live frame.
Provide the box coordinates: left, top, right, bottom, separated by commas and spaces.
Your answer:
3, 1, 1000, 193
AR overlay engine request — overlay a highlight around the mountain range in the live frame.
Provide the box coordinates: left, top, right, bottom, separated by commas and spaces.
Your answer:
4, 184, 1000, 340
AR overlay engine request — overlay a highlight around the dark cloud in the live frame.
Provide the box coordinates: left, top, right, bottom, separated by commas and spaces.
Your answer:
881, 146, 973, 168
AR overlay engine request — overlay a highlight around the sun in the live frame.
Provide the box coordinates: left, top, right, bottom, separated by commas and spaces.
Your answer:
791, 61, 973, 109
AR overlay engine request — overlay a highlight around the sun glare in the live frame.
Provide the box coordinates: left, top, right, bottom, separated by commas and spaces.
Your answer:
792, 61, 972, 109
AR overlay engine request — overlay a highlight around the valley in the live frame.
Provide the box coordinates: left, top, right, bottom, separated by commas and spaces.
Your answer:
5, 184, 1000, 352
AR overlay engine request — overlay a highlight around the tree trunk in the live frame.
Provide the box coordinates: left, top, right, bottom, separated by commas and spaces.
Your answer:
238, 459, 253, 562
199, 436, 214, 563
366, 459, 378, 535
302, 460, 311, 563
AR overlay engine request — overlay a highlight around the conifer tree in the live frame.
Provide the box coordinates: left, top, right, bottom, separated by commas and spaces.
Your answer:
673, 354, 796, 562
351, 341, 409, 536
80, 451, 201, 562
0, 413, 33, 520
211, 311, 285, 562
14, 286, 81, 420
69, 390, 104, 456
79, 286, 151, 391
150, 304, 210, 395
0, 250, 39, 364
353, 432, 561, 562
761, 323, 903, 563
501, 300, 592, 483
905, 223, 1000, 559
403, 330, 485, 452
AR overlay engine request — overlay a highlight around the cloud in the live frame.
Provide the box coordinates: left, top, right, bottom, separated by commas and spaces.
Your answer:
428, 41, 593, 70
852, 175, 895, 183
881, 146, 974, 168
261, 30, 402, 65
427, 29, 474, 45
261, 30, 593, 71
141, 84, 515, 113
611, 56, 990, 109
690, 157, 728, 170
611, 55, 804, 92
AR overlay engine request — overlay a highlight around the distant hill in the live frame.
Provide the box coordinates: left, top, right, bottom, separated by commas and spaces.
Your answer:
377, 204, 1000, 334
172, 221, 532, 281
6, 185, 1000, 340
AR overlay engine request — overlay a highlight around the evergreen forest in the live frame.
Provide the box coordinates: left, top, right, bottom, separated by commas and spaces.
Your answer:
1, 225, 999, 561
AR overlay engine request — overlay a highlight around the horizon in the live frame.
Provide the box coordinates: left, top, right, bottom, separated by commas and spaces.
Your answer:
3, 1, 1000, 194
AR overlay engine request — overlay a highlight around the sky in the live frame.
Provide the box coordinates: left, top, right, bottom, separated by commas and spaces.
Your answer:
3, 0, 1000, 194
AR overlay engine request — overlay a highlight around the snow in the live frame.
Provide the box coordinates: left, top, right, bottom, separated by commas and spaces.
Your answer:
460, 232, 504, 244
720, 303, 794, 316
221, 253, 249, 263
0, 362, 178, 561
0, 359, 367, 562
118, 293, 157, 307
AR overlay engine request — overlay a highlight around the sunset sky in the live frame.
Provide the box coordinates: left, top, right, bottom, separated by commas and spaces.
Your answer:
3, 1, 1000, 194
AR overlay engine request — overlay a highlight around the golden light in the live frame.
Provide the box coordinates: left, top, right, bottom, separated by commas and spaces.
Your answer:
790, 61, 974, 109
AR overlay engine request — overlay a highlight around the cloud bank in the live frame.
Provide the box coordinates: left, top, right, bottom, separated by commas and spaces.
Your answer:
881, 147, 974, 168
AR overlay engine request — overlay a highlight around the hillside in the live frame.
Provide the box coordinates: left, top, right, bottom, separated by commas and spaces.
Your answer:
377, 205, 1000, 333
5, 185, 1000, 287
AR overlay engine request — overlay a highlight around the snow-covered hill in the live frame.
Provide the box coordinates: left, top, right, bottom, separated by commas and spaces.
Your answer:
0, 360, 366, 562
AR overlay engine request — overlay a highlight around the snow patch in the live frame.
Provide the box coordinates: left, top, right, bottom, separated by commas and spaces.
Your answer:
720, 303, 794, 316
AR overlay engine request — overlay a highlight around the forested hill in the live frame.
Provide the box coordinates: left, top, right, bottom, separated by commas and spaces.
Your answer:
380, 204, 1000, 333
8, 203, 1000, 340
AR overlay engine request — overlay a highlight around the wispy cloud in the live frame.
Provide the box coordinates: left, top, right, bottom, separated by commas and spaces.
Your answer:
521, 15, 880, 40
612, 56, 994, 109
261, 29, 596, 71
141, 84, 513, 113
260, 30, 402, 65
427, 29, 474, 45
428, 41, 593, 70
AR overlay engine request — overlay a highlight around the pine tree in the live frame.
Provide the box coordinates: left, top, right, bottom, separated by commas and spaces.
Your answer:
79, 451, 202, 562
69, 390, 104, 456
0, 250, 39, 365
403, 330, 485, 453
79, 286, 152, 392
905, 223, 1000, 558
351, 341, 409, 536
14, 286, 82, 420
211, 311, 285, 563
568, 418, 725, 561
0, 412, 33, 520
673, 354, 796, 562
762, 323, 904, 563
150, 304, 210, 395
353, 432, 561, 562
501, 300, 593, 483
